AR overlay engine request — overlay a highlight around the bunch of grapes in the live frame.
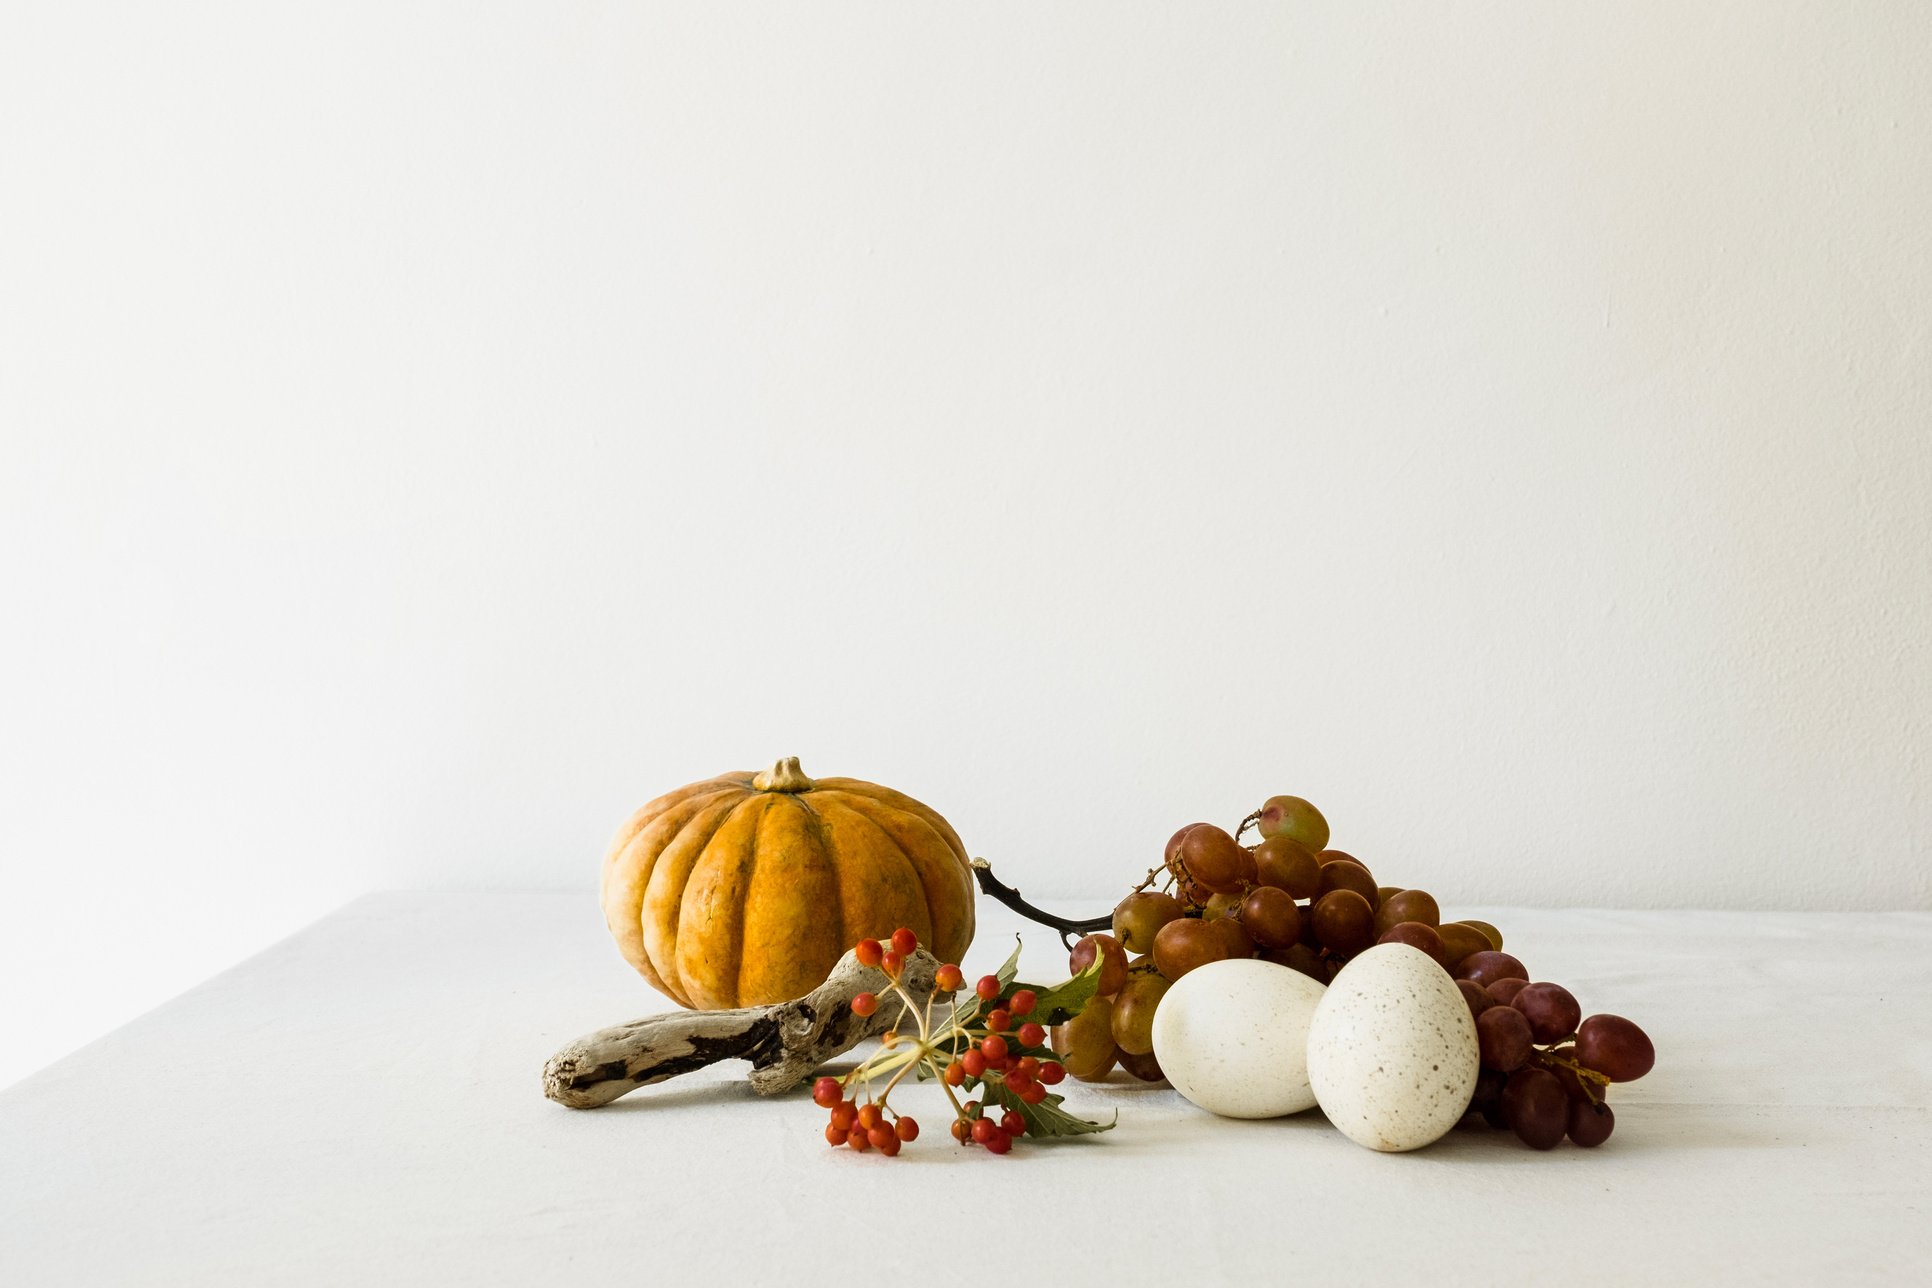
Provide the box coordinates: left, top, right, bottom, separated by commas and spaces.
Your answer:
1457, 962, 1653, 1148
1041, 794, 1654, 1148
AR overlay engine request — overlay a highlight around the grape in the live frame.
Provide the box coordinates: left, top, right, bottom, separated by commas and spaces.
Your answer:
1311, 889, 1375, 955
1260, 942, 1327, 982
1202, 890, 1244, 922
1476, 1006, 1534, 1072
1376, 885, 1402, 906
1110, 973, 1172, 1055
1567, 1099, 1615, 1147
1239, 885, 1302, 948
1455, 919, 1504, 951
1257, 796, 1329, 852
1512, 983, 1581, 1044
1051, 995, 1119, 1081
1316, 848, 1361, 869
1486, 977, 1531, 1005
1457, 979, 1494, 1021
1316, 860, 1379, 907
1253, 836, 1322, 898
1501, 1068, 1568, 1149
1210, 915, 1255, 960
1373, 889, 1441, 933
1377, 921, 1447, 966
1436, 922, 1491, 968
1471, 1069, 1509, 1128
1575, 1015, 1654, 1082
1152, 916, 1230, 981
1178, 824, 1250, 895
1112, 891, 1185, 955
1069, 933, 1129, 997
1453, 951, 1527, 988
1164, 823, 1208, 867
1116, 1048, 1166, 1083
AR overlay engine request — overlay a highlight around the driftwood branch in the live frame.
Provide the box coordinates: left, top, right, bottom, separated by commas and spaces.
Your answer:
543, 948, 941, 1108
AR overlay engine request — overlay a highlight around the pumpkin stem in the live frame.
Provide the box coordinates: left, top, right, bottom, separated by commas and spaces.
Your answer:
752, 756, 815, 793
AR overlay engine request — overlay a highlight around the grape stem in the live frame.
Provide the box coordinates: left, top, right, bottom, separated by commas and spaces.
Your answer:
971, 859, 1112, 947
1233, 809, 1262, 842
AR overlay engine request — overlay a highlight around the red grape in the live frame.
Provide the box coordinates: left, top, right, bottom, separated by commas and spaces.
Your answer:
1501, 1068, 1568, 1149
1311, 890, 1375, 955
1512, 983, 1582, 1044
1454, 951, 1528, 988
1240, 885, 1302, 948
1377, 921, 1448, 966
1567, 1099, 1615, 1147
1575, 1015, 1655, 1082
1477, 1006, 1534, 1072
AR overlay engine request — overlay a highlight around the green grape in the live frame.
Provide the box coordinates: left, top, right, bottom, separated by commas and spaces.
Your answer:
1211, 915, 1254, 959
1068, 933, 1129, 997
1110, 972, 1172, 1055
1051, 995, 1118, 1081
1257, 796, 1329, 852
1152, 916, 1231, 981
1456, 919, 1504, 951
1202, 890, 1244, 921
1373, 889, 1441, 934
1179, 824, 1252, 894
1254, 836, 1322, 898
1437, 922, 1492, 968
1113, 891, 1184, 954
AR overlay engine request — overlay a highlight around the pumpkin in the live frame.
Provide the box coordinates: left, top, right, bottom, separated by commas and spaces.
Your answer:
600, 757, 977, 1009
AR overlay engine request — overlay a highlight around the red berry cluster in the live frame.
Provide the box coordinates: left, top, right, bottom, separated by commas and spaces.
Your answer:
814, 927, 1073, 1159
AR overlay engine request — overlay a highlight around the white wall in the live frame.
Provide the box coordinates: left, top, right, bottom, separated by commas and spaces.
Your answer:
4, 2, 1929, 1089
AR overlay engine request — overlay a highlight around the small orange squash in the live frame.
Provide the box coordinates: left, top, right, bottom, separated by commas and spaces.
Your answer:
600, 757, 976, 1009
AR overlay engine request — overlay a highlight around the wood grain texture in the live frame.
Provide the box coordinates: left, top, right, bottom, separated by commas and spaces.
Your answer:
542, 948, 941, 1108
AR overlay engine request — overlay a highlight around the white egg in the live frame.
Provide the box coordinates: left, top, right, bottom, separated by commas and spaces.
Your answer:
1150, 957, 1327, 1118
1305, 942, 1480, 1152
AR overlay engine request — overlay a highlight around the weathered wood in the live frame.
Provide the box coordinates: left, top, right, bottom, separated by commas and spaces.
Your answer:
543, 948, 941, 1108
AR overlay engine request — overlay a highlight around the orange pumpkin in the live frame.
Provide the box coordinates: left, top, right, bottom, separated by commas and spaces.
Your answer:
600, 757, 976, 1009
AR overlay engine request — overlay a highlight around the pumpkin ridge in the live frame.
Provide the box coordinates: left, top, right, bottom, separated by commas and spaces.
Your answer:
813, 796, 935, 948
731, 796, 779, 1006
779, 791, 845, 952
676, 792, 774, 1009
644, 791, 748, 1007
814, 789, 974, 964
813, 778, 968, 865
601, 783, 748, 994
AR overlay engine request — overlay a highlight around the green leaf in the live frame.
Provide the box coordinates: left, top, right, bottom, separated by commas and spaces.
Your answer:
1014, 951, 1107, 1027
945, 936, 1025, 1029
987, 1081, 1116, 1139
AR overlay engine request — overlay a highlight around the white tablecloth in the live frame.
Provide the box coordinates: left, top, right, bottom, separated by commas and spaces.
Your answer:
3, 893, 1928, 1286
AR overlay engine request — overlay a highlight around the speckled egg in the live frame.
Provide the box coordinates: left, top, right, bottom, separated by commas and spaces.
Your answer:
1150, 957, 1327, 1118
1306, 943, 1479, 1152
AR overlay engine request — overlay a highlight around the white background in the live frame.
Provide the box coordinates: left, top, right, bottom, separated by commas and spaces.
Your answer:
3, 2, 1928, 1090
